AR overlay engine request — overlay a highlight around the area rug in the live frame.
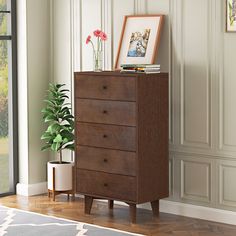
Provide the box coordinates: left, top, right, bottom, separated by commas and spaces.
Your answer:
0, 206, 143, 236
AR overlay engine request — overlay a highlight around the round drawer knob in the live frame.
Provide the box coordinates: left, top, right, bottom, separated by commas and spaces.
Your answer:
103, 85, 107, 90
103, 110, 108, 114
104, 183, 108, 187
103, 134, 107, 138
103, 158, 108, 163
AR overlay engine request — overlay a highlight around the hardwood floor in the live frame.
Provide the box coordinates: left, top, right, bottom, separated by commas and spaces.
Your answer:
1, 194, 236, 235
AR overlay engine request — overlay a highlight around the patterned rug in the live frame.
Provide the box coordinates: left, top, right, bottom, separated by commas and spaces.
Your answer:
0, 206, 143, 236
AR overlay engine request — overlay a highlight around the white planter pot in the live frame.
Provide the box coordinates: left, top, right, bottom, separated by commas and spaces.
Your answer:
47, 161, 73, 191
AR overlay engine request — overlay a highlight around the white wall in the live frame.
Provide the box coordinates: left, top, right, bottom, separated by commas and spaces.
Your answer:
17, 0, 50, 195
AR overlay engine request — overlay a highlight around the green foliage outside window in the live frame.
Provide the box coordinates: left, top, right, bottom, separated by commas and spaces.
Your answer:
0, 0, 8, 138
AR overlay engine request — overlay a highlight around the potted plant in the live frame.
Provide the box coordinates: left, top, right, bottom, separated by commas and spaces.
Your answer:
41, 83, 75, 199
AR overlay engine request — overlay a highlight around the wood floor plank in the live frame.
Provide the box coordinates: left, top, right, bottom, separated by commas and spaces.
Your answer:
0, 195, 236, 235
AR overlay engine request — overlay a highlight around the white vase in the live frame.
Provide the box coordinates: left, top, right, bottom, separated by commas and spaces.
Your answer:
47, 161, 73, 191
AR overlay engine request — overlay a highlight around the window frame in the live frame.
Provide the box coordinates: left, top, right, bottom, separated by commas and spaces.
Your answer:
0, 0, 18, 196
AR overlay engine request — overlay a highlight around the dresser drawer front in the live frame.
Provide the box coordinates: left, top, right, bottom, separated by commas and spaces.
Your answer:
76, 99, 136, 126
77, 146, 136, 176
77, 169, 136, 201
78, 123, 136, 151
75, 76, 136, 101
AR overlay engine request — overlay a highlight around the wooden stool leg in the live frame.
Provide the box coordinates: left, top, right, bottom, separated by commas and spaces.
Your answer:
108, 200, 114, 209
129, 203, 136, 224
53, 191, 56, 201
151, 200, 159, 217
85, 196, 93, 214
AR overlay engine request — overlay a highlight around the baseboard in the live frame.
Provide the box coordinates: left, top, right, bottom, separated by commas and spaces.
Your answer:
134, 200, 236, 226
16, 182, 47, 196
159, 200, 236, 226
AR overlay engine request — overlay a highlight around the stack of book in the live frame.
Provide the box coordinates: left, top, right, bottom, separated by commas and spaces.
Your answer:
120, 64, 160, 74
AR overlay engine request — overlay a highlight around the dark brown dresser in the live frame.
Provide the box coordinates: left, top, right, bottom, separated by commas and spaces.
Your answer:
74, 71, 169, 223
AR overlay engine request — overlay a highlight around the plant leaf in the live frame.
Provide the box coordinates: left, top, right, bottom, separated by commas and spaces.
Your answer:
53, 134, 63, 143
45, 114, 57, 122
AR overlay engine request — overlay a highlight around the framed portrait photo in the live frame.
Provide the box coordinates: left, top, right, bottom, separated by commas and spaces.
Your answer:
226, 0, 236, 32
115, 15, 164, 69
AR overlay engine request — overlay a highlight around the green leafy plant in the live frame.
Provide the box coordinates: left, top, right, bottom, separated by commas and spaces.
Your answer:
41, 84, 74, 163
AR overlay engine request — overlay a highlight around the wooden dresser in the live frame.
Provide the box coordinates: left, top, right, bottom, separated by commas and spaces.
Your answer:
74, 71, 169, 223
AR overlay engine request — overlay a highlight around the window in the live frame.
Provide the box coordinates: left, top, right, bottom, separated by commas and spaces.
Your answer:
0, 0, 17, 196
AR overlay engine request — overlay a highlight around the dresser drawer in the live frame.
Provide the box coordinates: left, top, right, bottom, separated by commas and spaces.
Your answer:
77, 146, 136, 176
77, 123, 136, 151
75, 75, 136, 101
77, 169, 136, 201
76, 99, 136, 126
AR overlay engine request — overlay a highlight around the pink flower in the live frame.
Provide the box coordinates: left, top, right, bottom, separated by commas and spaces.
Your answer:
86, 35, 91, 44
93, 29, 102, 37
100, 32, 107, 41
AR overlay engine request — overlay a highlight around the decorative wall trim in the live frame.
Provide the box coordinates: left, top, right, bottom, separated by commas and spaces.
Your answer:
219, 163, 236, 207
180, 159, 211, 203
218, 0, 236, 151
73, 0, 82, 72
170, 147, 236, 161
70, 0, 74, 87
16, 182, 47, 196
101, 0, 113, 69
134, 0, 147, 15
169, 158, 173, 196
169, 0, 173, 144
49, 0, 54, 83
180, 0, 211, 148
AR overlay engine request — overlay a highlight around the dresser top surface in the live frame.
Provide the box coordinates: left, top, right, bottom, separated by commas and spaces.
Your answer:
74, 71, 168, 77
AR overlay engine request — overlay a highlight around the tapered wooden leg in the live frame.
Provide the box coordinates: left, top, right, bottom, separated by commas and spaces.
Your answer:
67, 194, 70, 201
129, 204, 136, 224
53, 191, 56, 201
84, 196, 93, 214
108, 200, 114, 209
151, 200, 159, 217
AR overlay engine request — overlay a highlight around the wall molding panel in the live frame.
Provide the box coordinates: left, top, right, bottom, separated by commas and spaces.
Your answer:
179, 0, 211, 149
180, 159, 211, 203
134, 0, 147, 15
73, 0, 82, 72
101, 0, 113, 70
218, 0, 236, 152
219, 161, 236, 208
50, 0, 236, 223
169, 158, 174, 196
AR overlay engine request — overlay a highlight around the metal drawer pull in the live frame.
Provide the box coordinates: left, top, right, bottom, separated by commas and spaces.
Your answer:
104, 183, 108, 187
103, 110, 108, 114
103, 134, 107, 138
103, 158, 108, 163
103, 85, 107, 90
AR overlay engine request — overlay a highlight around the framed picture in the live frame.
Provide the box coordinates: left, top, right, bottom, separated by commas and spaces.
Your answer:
226, 0, 236, 32
115, 15, 164, 69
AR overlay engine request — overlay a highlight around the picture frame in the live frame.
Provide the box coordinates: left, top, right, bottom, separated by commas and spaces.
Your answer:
226, 0, 236, 32
114, 15, 164, 69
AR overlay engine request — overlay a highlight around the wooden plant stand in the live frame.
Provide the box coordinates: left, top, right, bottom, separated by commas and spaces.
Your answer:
48, 167, 75, 201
